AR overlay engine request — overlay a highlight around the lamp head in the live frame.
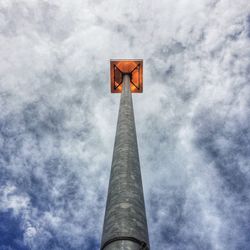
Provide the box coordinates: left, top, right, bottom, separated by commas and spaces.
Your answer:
110, 59, 143, 93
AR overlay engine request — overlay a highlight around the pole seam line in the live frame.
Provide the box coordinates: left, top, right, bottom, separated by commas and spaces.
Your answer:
101, 236, 149, 250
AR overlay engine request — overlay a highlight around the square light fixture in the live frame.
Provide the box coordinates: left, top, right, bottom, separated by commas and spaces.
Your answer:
110, 59, 143, 93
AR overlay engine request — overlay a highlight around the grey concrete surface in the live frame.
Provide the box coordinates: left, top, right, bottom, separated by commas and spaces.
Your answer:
101, 75, 149, 250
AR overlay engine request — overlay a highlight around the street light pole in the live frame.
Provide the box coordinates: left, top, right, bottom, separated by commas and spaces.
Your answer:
101, 61, 149, 250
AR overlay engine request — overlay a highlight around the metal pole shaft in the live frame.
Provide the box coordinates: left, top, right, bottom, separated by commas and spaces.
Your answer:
101, 74, 149, 250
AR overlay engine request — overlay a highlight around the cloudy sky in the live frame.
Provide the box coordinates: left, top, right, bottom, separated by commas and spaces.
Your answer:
0, 0, 250, 249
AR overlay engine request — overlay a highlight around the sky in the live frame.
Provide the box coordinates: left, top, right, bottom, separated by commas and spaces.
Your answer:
0, 0, 250, 249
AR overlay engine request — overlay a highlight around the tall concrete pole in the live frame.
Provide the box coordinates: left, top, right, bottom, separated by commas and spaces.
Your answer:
101, 74, 150, 250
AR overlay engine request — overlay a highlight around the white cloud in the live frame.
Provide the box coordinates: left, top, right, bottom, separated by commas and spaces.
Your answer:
0, 184, 30, 215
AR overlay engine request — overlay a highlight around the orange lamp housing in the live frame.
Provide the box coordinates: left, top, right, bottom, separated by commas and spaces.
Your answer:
110, 59, 143, 93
